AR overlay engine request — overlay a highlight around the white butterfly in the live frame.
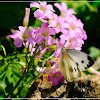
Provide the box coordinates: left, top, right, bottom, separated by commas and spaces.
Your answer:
58, 49, 95, 82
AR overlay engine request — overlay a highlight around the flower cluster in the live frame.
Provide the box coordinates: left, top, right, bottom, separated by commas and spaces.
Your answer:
8, 2, 87, 86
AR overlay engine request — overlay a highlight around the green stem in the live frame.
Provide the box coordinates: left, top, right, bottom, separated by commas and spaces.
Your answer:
5, 68, 26, 98
34, 18, 37, 28
44, 53, 54, 61
5, 44, 39, 98
25, 42, 28, 65
25, 44, 39, 77
1, 45, 6, 56
27, 73, 42, 84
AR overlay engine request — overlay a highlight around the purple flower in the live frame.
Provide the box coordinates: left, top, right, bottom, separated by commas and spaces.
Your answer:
48, 71, 64, 86
8, 26, 35, 47
30, 1, 55, 19
34, 22, 56, 45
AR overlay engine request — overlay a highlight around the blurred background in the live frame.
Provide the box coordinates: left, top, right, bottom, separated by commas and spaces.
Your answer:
0, 0, 100, 59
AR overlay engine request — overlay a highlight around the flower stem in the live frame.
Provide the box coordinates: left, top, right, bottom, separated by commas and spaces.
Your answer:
5, 44, 39, 98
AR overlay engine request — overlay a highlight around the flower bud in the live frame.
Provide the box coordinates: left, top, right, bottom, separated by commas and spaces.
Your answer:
23, 8, 30, 26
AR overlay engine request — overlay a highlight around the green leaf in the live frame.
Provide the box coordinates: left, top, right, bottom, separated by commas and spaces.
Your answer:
89, 46, 100, 59
10, 63, 22, 71
0, 45, 2, 50
0, 81, 5, 95
0, 94, 4, 99
13, 74, 20, 85
6, 69, 12, 83
20, 87, 28, 98
0, 55, 3, 60
83, 70, 94, 75
34, 58, 38, 67
5, 77, 13, 93
11, 69, 21, 78
19, 56, 26, 66
33, 19, 43, 28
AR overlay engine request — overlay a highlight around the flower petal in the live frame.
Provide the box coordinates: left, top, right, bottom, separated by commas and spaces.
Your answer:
47, 4, 55, 12
49, 28, 56, 35
34, 9, 44, 18
48, 75, 53, 81
61, 2, 68, 11
52, 79, 58, 86
39, 1, 47, 6
54, 3, 62, 12
26, 37, 35, 45
41, 22, 48, 29
35, 34, 44, 44
54, 48, 62, 58
67, 8, 76, 15
14, 38, 23, 47
45, 36, 54, 45
18, 26, 27, 34
8, 30, 22, 39
30, 2, 40, 8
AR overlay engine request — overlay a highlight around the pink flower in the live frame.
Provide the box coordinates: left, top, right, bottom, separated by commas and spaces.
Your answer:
23, 8, 30, 26
37, 48, 47, 59
64, 36, 84, 50
60, 29, 85, 50
8, 26, 35, 47
54, 25, 85, 57
48, 71, 64, 86
36, 60, 59, 74
43, 60, 59, 74
34, 23, 56, 45
53, 16, 68, 33
48, 13, 58, 27
54, 2, 76, 18
30, 1, 55, 18
65, 16, 87, 40
54, 38, 65, 58
29, 42, 36, 55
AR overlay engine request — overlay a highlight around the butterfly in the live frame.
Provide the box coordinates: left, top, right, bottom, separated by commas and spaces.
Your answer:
58, 49, 95, 82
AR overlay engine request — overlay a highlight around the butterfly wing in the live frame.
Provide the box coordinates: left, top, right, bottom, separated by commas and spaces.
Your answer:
59, 49, 95, 81
59, 51, 81, 81
66, 49, 95, 71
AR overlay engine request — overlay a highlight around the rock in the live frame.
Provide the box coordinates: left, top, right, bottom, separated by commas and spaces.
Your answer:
27, 75, 100, 99
27, 78, 69, 99
68, 75, 100, 98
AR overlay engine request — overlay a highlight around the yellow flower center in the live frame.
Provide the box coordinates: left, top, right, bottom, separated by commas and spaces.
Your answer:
61, 13, 65, 17
71, 24, 75, 30
22, 34, 29, 39
40, 6, 46, 11
42, 31, 48, 37
69, 39, 72, 43
56, 22, 59, 27
53, 73, 58, 78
